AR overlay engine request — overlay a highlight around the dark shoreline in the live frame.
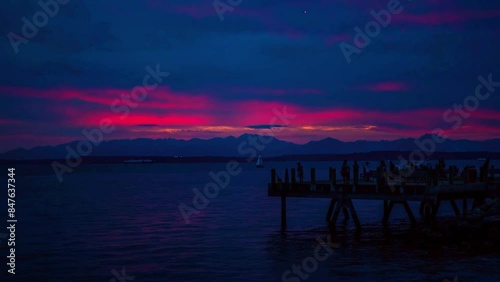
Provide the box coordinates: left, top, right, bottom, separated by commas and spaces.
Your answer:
1, 151, 499, 165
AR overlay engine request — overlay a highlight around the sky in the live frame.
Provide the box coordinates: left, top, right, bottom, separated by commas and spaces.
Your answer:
1, 0, 500, 152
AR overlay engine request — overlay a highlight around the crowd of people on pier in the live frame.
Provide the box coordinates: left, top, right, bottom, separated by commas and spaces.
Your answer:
290, 158, 495, 184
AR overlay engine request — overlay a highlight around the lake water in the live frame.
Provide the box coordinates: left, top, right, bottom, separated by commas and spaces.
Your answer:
1, 160, 499, 281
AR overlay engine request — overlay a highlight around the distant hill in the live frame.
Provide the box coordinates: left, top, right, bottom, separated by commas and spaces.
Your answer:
1, 134, 500, 160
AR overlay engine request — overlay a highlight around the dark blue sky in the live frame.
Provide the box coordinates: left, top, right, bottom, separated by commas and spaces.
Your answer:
1, 0, 500, 152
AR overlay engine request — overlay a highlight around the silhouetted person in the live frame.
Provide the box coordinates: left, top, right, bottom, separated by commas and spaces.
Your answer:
353, 160, 359, 181
389, 161, 396, 174
480, 159, 490, 182
380, 160, 387, 172
436, 159, 446, 177
297, 162, 304, 183
341, 160, 350, 183
363, 161, 370, 181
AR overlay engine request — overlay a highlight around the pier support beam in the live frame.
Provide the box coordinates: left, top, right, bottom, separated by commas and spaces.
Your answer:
326, 198, 336, 222
281, 194, 286, 231
383, 200, 416, 226
450, 199, 460, 217
431, 200, 441, 217
462, 198, 467, 215
346, 199, 361, 230
403, 201, 417, 225
281, 169, 289, 232
353, 161, 359, 192
342, 207, 350, 221
327, 198, 361, 230
382, 200, 394, 225
330, 200, 342, 227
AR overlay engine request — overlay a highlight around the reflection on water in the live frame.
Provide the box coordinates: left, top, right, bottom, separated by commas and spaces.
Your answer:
0, 161, 498, 281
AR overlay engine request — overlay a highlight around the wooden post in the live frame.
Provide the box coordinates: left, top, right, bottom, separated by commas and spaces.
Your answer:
281, 195, 286, 231
353, 161, 359, 192
310, 167, 316, 191
464, 167, 470, 184
462, 198, 467, 215
471, 167, 476, 183
271, 169, 276, 192
281, 169, 289, 231
382, 200, 394, 225
332, 168, 337, 191
448, 166, 453, 184
328, 167, 334, 193
376, 167, 381, 193
383, 200, 389, 221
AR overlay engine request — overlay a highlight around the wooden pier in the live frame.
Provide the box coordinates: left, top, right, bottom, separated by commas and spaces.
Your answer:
268, 164, 500, 231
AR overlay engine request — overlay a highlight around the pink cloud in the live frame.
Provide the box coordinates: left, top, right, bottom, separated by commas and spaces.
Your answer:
325, 34, 351, 46
0, 86, 215, 111
355, 82, 411, 92
394, 10, 500, 26
2, 86, 500, 150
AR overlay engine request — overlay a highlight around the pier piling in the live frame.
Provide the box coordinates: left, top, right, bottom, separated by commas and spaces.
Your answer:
310, 168, 316, 191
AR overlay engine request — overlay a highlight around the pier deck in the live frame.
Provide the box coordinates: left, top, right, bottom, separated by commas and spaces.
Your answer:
268, 166, 500, 231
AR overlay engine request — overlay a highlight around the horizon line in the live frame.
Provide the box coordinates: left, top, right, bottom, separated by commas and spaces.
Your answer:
2, 133, 500, 154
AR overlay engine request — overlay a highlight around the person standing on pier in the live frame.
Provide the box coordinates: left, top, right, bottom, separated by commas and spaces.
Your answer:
389, 161, 396, 174
380, 160, 387, 172
297, 162, 304, 183
341, 160, 350, 183
364, 161, 370, 181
